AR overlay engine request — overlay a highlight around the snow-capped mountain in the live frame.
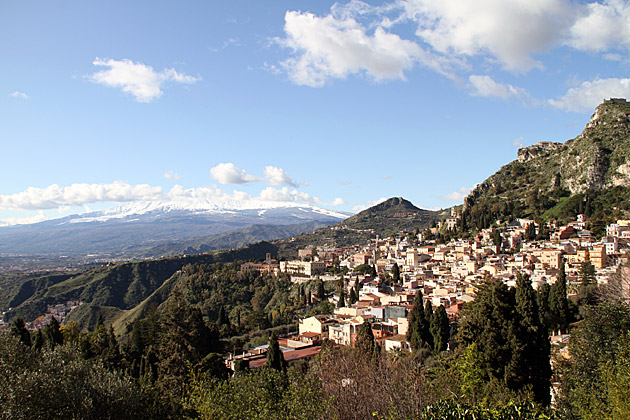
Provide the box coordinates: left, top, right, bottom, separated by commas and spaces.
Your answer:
0, 199, 350, 257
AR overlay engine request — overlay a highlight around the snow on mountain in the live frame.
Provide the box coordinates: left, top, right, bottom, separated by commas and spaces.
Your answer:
63, 198, 349, 224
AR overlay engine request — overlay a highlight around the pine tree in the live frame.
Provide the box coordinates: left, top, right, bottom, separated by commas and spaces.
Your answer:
266, 332, 286, 372
430, 305, 450, 352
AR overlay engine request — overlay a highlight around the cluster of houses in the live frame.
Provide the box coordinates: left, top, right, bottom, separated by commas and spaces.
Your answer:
0, 300, 81, 333
230, 214, 630, 368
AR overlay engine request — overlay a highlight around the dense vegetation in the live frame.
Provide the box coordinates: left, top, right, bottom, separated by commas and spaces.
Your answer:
3, 256, 628, 419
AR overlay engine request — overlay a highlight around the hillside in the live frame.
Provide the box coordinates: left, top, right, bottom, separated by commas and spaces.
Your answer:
1, 241, 278, 330
274, 197, 444, 257
461, 99, 630, 231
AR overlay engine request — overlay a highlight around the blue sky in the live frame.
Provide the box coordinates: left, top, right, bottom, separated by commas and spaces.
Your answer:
2, 0, 630, 225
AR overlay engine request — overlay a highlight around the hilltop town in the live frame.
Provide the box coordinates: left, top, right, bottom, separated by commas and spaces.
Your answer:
228, 208, 630, 367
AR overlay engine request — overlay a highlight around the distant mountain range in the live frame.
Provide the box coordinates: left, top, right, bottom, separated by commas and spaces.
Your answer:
0, 198, 350, 258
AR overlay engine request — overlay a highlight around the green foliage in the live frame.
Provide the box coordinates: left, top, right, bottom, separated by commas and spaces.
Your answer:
266, 332, 287, 372
459, 277, 551, 405
185, 367, 326, 420
420, 400, 558, 420
556, 302, 630, 419
0, 335, 163, 420
431, 305, 450, 352
407, 290, 431, 351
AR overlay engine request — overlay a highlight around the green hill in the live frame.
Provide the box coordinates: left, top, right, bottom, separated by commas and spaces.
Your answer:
461, 99, 630, 232
274, 197, 444, 258
1, 241, 278, 330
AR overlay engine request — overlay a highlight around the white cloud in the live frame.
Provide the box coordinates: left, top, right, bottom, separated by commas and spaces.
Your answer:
0, 182, 163, 211
277, 10, 454, 87
331, 197, 347, 206
258, 187, 321, 204
441, 186, 474, 202
0, 211, 48, 227
399, 0, 573, 72
89, 58, 200, 102
513, 136, 525, 148
549, 77, 630, 112
164, 171, 181, 181
210, 163, 262, 185
352, 197, 387, 212
9, 91, 29, 100
469, 75, 527, 99
264, 166, 298, 187
569, 1, 630, 52
381, 174, 392, 179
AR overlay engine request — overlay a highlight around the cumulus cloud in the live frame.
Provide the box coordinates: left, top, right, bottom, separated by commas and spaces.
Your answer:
331, 197, 347, 206
89, 58, 200, 102
549, 77, 630, 112
9, 91, 29, 99
441, 186, 474, 202
264, 166, 298, 187
0, 182, 163, 211
513, 136, 525, 148
353, 197, 387, 212
258, 187, 321, 204
569, 1, 630, 52
164, 171, 181, 181
277, 10, 454, 87
469, 75, 527, 99
210, 163, 262, 184
399, 0, 572, 72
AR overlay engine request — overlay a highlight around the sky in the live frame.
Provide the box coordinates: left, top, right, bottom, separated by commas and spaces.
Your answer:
2, 0, 630, 226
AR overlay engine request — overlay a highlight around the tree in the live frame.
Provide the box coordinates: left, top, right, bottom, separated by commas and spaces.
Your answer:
355, 321, 376, 356
266, 332, 286, 372
337, 278, 346, 308
512, 273, 551, 405
392, 263, 401, 283
45, 317, 63, 349
549, 260, 571, 331
10, 318, 31, 347
525, 222, 537, 241
217, 306, 229, 327
492, 228, 502, 249
424, 301, 435, 349
316, 279, 326, 301
349, 288, 358, 305
407, 290, 430, 351
370, 264, 377, 277
430, 305, 450, 352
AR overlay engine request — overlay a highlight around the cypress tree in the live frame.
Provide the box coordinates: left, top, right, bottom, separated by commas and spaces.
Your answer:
513, 273, 551, 405
217, 306, 229, 326
45, 317, 63, 349
424, 301, 434, 349
407, 290, 430, 351
316, 279, 325, 301
349, 288, 358, 305
10, 318, 31, 347
431, 305, 450, 352
549, 260, 570, 331
355, 321, 376, 356
266, 332, 286, 372
392, 263, 401, 283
